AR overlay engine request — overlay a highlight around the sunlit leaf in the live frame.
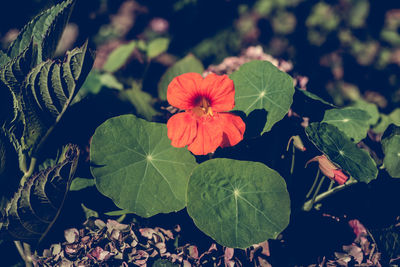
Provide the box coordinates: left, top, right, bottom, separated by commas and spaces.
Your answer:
351, 99, 379, 126
147, 38, 170, 59
306, 122, 377, 183
230, 60, 294, 133
103, 41, 136, 73
90, 115, 197, 218
322, 107, 371, 142
158, 54, 204, 100
382, 124, 400, 178
187, 158, 290, 249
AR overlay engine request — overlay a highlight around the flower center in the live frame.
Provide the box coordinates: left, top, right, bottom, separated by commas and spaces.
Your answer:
192, 97, 213, 118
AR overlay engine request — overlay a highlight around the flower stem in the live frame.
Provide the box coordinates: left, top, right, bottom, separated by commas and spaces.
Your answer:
306, 168, 320, 199
303, 175, 326, 211
303, 178, 358, 211
290, 144, 295, 175
14, 241, 33, 267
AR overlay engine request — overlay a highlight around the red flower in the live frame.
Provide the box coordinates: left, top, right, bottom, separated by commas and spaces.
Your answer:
306, 155, 349, 185
167, 73, 245, 155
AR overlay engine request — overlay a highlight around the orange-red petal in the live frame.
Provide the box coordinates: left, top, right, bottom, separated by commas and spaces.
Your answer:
219, 113, 246, 148
200, 73, 235, 112
167, 73, 203, 110
187, 117, 223, 155
167, 112, 197, 147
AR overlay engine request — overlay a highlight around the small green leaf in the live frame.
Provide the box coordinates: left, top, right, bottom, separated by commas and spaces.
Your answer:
322, 107, 371, 142
90, 115, 197, 218
99, 73, 123, 90
187, 158, 290, 249
158, 54, 204, 100
70, 177, 95, 191
103, 41, 136, 73
295, 87, 336, 107
306, 122, 378, 183
120, 83, 158, 120
382, 124, 400, 178
230, 60, 294, 133
147, 38, 170, 59
7, 0, 75, 64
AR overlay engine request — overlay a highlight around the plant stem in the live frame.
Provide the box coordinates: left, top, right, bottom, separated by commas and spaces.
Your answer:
14, 241, 26, 261
20, 157, 37, 185
303, 175, 326, 211
303, 179, 358, 211
306, 168, 320, 199
290, 144, 295, 175
327, 179, 334, 191
23, 242, 33, 267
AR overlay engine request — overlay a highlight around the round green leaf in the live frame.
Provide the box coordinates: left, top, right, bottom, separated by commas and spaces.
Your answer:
187, 158, 290, 249
322, 107, 371, 142
230, 60, 294, 133
306, 122, 378, 183
382, 125, 400, 178
158, 54, 204, 100
90, 115, 197, 218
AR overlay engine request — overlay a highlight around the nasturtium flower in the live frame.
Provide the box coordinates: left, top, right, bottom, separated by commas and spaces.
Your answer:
306, 155, 349, 185
166, 73, 245, 155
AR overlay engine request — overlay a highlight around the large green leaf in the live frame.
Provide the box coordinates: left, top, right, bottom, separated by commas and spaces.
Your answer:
230, 60, 294, 133
187, 158, 290, 249
103, 41, 136, 73
7, 41, 94, 156
90, 115, 197, 218
382, 124, 400, 178
0, 144, 79, 242
7, 0, 75, 64
322, 107, 371, 142
158, 54, 204, 100
306, 122, 378, 183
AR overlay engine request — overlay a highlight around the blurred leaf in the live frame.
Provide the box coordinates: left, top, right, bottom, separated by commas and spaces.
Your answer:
120, 83, 158, 121
231, 60, 294, 133
7, 0, 75, 65
348, 0, 369, 28
158, 54, 204, 100
0, 145, 79, 242
322, 107, 371, 142
187, 158, 290, 249
103, 41, 136, 73
382, 124, 400, 178
351, 99, 379, 126
70, 177, 95, 191
373, 109, 400, 134
90, 115, 197, 218
306, 122, 378, 183
99, 73, 123, 90
147, 38, 170, 59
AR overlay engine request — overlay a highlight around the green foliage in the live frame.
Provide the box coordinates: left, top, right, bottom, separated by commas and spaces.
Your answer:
187, 158, 290, 249
146, 38, 170, 59
230, 60, 294, 133
90, 115, 197, 218
103, 41, 136, 73
322, 107, 371, 142
382, 124, 400, 178
351, 99, 379, 126
0, 145, 79, 242
6, 41, 94, 156
69, 177, 95, 191
119, 83, 158, 121
7, 0, 75, 65
158, 54, 204, 100
306, 122, 377, 183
